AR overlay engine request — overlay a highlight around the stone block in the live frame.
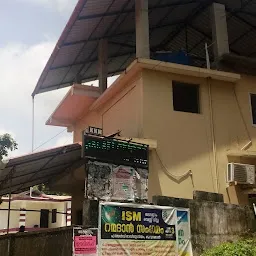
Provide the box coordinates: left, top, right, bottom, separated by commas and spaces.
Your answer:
193, 191, 224, 203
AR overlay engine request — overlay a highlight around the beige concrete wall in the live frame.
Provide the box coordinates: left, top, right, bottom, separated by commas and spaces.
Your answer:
74, 74, 143, 140
142, 69, 254, 204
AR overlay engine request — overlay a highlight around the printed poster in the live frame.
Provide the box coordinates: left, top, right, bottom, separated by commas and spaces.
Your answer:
98, 202, 193, 256
177, 210, 193, 255
112, 165, 134, 201
73, 227, 98, 256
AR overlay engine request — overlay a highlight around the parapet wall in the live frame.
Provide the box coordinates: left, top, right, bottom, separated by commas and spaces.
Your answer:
153, 191, 256, 255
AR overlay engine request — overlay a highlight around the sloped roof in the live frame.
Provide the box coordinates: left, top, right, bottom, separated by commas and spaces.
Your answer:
0, 143, 83, 196
32, 0, 256, 96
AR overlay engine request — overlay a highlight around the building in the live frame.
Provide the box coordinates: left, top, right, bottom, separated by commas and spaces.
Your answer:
46, 58, 256, 207
1, 0, 256, 227
0, 190, 71, 234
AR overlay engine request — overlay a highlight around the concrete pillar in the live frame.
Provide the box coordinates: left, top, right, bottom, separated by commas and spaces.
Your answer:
98, 39, 108, 94
66, 201, 71, 226
83, 199, 99, 228
19, 208, 26, 228
211, 3, 229, 60
135, 0, 150, 59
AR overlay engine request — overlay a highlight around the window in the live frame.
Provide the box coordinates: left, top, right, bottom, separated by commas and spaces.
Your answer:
250, 94, 256, 125
172, 81, 200, 114
52, 209, 57, 223
40, 209, 49, 228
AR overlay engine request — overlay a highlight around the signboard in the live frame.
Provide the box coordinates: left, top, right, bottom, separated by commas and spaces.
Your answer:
73, 227, 98, 256
99, 202, 193, 256
85, 127, 103, 136
83, 135, 148, 169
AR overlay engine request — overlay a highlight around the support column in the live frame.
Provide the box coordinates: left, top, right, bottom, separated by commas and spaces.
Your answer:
98, 39, 108, 94
135, 0, 150, 59
19, 208, 26, 228
211, 2, 229, 60
66, 201, 72, 226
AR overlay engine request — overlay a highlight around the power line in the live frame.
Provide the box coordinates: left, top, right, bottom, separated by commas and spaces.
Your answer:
33, 129, 67, 152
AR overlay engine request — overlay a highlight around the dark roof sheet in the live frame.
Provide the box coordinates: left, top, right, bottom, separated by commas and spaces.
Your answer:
0, 144, 83, 196
32, 0, 256, 95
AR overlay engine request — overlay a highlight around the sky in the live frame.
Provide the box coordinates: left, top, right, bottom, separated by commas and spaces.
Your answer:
0, 0, 80, 158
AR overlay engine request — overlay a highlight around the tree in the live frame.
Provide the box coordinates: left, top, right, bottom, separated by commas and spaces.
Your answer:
0, 133, 18, 160
33, 184, 69, 196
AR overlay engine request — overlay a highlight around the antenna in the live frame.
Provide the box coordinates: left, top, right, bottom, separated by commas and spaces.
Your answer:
205, 42, 210, 69
32, 96, 35, 152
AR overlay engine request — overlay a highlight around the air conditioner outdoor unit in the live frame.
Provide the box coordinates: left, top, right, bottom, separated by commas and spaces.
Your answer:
227, 163, 256, 185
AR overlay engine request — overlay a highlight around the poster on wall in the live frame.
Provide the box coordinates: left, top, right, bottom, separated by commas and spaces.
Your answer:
134, 168, 148, 201
112, 165, 135, 201
73, 227, 98, 256
86, 161, 148, 202
86, 161, 112, 200
98, 202, 193, 256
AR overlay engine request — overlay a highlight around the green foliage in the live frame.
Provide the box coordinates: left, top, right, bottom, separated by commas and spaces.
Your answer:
202, 239, 256, 256
33, 184, 69, 196
0, 133, 18, 160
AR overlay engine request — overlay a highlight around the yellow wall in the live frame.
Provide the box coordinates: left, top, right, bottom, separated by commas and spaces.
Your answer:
142, 69, 254, 204
74, 74, 143, 140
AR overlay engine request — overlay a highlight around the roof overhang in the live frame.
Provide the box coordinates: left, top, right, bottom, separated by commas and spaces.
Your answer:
0, 143, 83, 196
46, 84, 100, 127
32, 0, 256, 96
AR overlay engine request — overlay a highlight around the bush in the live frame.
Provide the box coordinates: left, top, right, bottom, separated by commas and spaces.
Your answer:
202, 239, 256, 256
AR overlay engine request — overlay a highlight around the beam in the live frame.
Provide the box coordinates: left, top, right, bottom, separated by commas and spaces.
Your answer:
62, 21, 183, 47
211, 2, 229, 60
109, 41, 135, 49
98, 39, 108, 93
78, 1, 198, 21
37, 68, 126, 94
49, 52, 132, 71
135, 0, 150, 59
154, 0, 212, 50
69, 0, 133, 88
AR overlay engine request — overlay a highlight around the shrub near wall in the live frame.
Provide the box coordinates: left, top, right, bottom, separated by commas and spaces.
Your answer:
202, 238, 256, 256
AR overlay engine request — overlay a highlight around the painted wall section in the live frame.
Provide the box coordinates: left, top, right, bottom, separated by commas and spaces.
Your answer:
142, 69, 253, 204
74, 74, 143, 140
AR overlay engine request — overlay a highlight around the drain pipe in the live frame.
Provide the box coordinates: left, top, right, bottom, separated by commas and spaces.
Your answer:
208, 78, 219, 193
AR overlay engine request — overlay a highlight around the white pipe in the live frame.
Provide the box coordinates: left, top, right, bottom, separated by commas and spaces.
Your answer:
205, 42, 210, 69
208, 78, 219, 193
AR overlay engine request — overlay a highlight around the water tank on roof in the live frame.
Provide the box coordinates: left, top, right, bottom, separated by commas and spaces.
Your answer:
152, 50, 192, 66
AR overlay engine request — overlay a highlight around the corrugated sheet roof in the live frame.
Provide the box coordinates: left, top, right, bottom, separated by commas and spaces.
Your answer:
0, 144, 83, 196
33, 0, 256, 96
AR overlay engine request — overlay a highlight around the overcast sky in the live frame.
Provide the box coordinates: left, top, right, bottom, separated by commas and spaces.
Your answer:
0, 0, 80, 158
